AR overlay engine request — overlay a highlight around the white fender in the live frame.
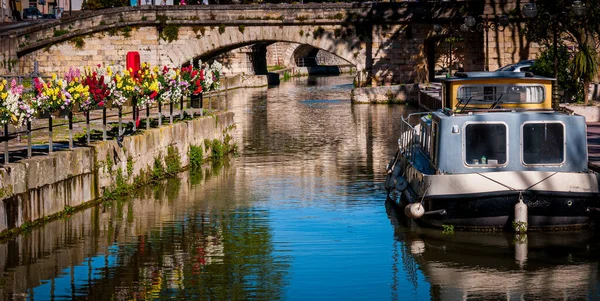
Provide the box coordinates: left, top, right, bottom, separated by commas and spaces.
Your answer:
514, 198, 528, 232
405, 203, 425, 219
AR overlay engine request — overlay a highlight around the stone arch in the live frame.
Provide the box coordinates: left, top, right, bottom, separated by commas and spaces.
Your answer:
157, 25, 364, 72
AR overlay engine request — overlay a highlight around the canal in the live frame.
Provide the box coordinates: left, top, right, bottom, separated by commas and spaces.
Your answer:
2, 74, 600, 300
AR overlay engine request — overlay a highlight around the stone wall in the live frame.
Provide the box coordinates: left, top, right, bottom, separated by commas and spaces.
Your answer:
0, 111, 235, 234
0, 2, 544, 84
352, 84, 419, 104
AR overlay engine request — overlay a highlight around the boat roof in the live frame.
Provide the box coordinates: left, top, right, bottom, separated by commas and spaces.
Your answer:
440, 71, 554, 82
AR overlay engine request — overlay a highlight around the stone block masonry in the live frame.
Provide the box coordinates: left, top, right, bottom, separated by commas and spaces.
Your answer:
0, 111, 235, 234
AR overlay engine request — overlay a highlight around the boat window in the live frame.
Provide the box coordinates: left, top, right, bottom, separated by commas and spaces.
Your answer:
465, 123, 507, 167
457, 84, 545, 104
522, 123, 564, 165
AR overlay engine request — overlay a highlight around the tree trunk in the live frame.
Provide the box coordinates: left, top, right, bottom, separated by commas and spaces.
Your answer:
584, 79, 590, 106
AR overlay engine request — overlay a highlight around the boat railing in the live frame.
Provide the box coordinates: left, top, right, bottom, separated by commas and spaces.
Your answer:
399, 112, 435, 169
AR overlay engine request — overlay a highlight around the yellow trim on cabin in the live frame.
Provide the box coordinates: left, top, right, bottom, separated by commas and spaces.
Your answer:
445, 78, 553, 110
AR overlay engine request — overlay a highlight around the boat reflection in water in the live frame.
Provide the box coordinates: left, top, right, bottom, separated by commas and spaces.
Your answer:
385, 199, 600, 300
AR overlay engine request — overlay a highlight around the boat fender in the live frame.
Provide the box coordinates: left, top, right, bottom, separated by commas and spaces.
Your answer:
514, 198, 528, 232
394, 176, 408, 192
405, 203, 425, 219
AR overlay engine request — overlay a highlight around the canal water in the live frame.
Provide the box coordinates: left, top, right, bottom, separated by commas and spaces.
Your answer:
2, 75, 600, 300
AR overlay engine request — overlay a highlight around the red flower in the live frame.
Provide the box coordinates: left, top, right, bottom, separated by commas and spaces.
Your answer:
149, 91, 158, 99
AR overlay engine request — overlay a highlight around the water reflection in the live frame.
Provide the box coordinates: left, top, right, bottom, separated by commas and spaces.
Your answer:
2, 74, 600, 300
386, 199, 600, 300
0, 162, 289, 300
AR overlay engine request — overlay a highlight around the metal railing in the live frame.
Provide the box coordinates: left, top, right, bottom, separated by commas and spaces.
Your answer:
398, 112, 436, 170
0, 92, 218, 166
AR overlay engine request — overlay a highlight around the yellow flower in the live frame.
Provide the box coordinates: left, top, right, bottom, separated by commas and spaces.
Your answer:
1, 79, 6, 86
51, 73, 57, 81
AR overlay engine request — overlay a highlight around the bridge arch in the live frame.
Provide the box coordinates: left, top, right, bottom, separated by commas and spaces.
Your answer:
12, 6, 367, 75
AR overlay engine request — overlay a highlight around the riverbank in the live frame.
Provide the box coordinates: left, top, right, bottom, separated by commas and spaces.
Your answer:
0, 110, 235, 237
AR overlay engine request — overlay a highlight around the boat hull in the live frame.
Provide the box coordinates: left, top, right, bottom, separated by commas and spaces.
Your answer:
400, 189, 600, 231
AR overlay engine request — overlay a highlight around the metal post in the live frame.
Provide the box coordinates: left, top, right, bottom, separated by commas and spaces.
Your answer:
68, 111, 73, 149
118, 107, 123, 136
158, 101, 162, 127
3, 124, 8, 165
132, 98, 137, 132
484, 15, 489, 72
27, 121, 31, 159
48, 116, 53, 154
146, 106, 150, 130
180, 95, 184, 120
169, 102, 173, 124
86, 111, 90, 144
102, 107, 107, 141
552, 19, 559, 109
200, 92, 203, 109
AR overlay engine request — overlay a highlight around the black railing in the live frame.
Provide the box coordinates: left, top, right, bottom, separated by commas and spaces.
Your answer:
0, 92, 217, 165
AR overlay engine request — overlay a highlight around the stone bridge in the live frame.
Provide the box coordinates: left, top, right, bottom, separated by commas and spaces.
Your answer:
0, 1, 540, 84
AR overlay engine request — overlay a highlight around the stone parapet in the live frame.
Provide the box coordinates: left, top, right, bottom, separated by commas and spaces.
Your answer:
0, 111, 235, 233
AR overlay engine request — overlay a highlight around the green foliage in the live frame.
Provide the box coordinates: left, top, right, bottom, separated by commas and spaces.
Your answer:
141, 16, 147, 21
332, 12, 344, 20
189, 144, 204, 168
334, 28, 342, 38
192, 26, 206, 36
107, 28, 119, 36
573, 44, 599, 83
114, 167, 128, 194
512, 221, 528, 234
120, 26, 132, 38
296, 15, 308, 22
63, 205, 75, 215
165, 146, 182, 174
157, 15, 169, 24
238, 25, 245, 33
105, 153, 113, 173
53, 29, 69, 37
152, 155, 164, 180
313, 26, 324, 39
70, 37, 85, 49
442, 224, 454, 234
299, 29, 304, 37
282, 71, 291, 81
531, 45, 576, 92
210, 139, 225, 159
126, 155, 134, 177
218, 24, 226, 34
160, 24, 179, 43
267, 65, 285, 71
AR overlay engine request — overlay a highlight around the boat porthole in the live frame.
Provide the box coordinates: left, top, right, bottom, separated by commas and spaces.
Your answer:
567, 200, 573, 207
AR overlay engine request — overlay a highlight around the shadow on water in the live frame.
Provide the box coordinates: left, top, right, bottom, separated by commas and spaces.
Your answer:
385, 199, 600, 300
0, 159, 290, 300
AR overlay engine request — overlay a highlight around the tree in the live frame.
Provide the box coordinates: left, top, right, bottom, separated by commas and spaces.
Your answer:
531, 45, 577, 97
524, 0, 600, 104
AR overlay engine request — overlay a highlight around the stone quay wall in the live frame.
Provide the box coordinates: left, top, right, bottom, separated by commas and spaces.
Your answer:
0, 111, 235, 234
352, 84, 419, 104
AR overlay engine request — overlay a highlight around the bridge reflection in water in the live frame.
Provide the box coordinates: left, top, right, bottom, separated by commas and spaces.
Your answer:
386, 200, 600, 300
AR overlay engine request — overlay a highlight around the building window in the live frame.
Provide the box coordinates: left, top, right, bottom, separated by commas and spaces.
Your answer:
464, 123, 507, 166
522, 122, 565, 165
